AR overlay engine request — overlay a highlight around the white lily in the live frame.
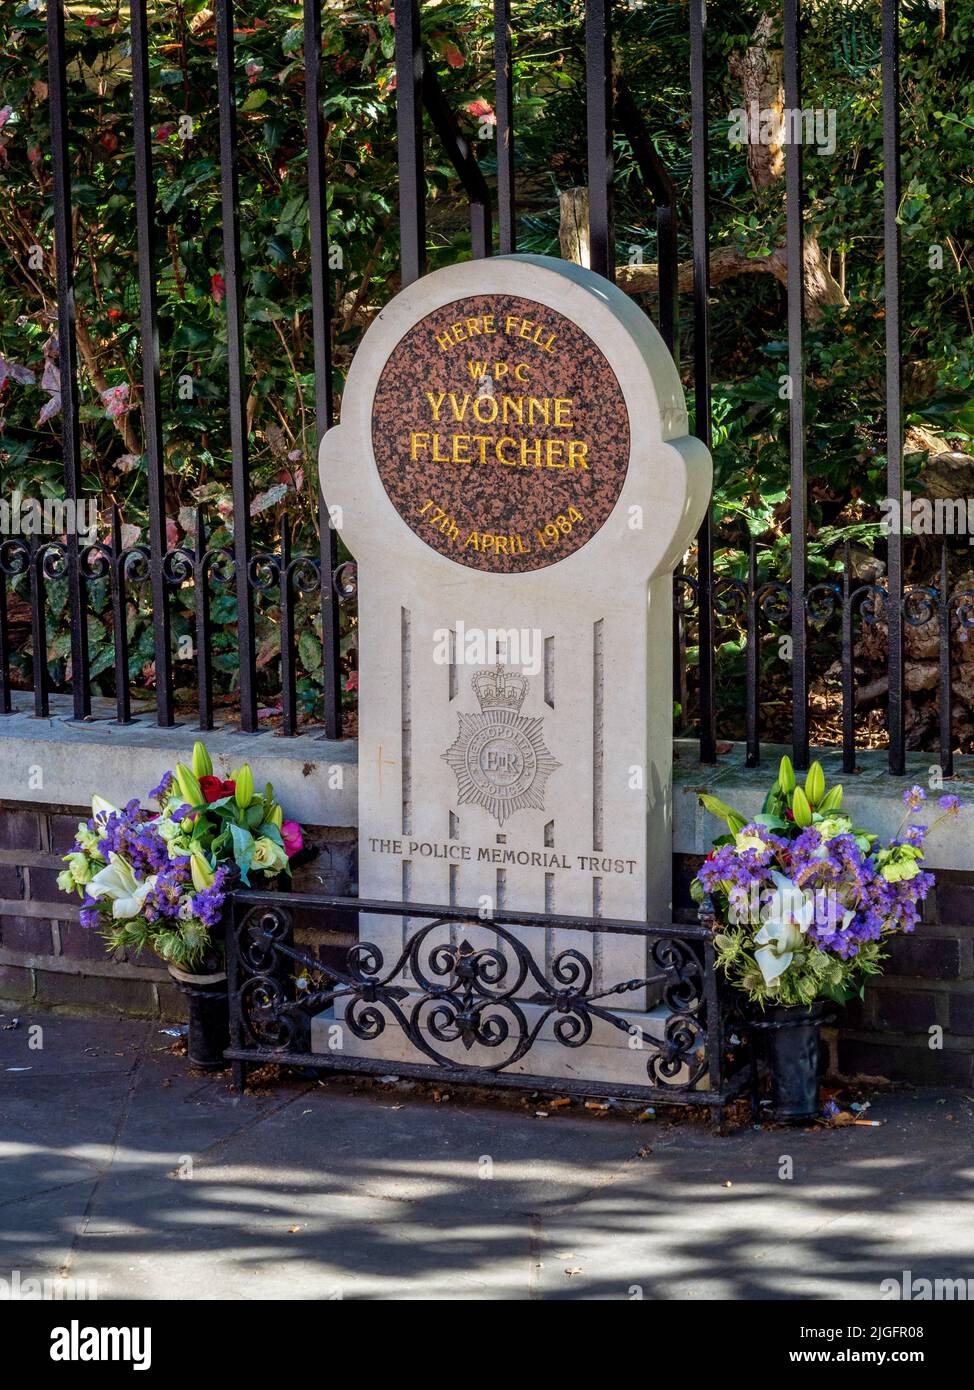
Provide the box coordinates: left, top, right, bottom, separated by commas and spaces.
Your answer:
753, 871, 816, 985
91, 794, 120, 824
766, 870, 816, 932
753, 919, 804, 984
86, 853, 157, 920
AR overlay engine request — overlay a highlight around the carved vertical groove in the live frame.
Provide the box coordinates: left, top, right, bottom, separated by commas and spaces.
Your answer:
593, 618, 604, 851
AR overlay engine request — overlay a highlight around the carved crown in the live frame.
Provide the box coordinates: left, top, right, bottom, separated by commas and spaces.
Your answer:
472, 666, 528, 714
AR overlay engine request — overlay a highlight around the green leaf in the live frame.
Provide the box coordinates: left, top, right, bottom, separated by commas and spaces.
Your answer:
229, 823, 255, 885
699, 793, 743, 826
299, 631, 322, 672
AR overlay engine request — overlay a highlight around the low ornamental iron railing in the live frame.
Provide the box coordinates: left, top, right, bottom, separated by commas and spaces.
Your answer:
5, 512, 967, 780
225, 891, 751, 1120
1, 1, 933, 777
674, 539, 974, 778
0, 506, 358, 735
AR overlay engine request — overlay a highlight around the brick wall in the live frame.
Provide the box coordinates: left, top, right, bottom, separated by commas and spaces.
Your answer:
0, 802, 356, 1021
834, 869, 974, 1086
675, 854, 974, 1087
3, 818, 972, 1087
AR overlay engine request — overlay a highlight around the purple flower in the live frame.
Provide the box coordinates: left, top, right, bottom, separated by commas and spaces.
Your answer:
140, 856, 193, 922
96, 800, 171, 876
79, 897, 100, 930
189, 867, 228, 927
938, 794, 962, 816
903, 785, 926, 810
149, 770, 175, 802
899, 824, 927, 847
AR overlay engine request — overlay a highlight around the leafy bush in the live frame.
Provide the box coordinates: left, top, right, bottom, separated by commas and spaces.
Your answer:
1, 1, 971, 740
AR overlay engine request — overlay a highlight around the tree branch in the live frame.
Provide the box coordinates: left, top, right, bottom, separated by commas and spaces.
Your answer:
560, 187, 847, 321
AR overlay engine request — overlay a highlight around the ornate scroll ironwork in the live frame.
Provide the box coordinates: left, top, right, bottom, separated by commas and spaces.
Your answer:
229, 899, 712, 1091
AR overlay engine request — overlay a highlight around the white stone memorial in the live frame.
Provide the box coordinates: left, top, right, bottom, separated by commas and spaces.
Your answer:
315, 253, 711, 1086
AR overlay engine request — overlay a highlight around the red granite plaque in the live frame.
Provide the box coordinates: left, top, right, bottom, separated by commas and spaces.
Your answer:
371, 293, 630, 573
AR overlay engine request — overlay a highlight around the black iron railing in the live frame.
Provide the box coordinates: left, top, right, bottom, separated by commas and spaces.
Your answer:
675, 539, 974, 777
0, 2, 939, 777
226, 890, 751, 1120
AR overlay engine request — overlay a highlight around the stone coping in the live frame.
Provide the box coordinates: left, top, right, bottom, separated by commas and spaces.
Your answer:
673, 738, 974, 871
2, 697, 973, 871
0, 694, 356, 827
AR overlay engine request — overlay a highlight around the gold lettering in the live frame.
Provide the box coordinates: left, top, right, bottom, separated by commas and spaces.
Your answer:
426, 392, 446, 421
410, 432, 430, 459
567, 440, 589, 469
553, 398, 573, 427
520, 439, 543, 468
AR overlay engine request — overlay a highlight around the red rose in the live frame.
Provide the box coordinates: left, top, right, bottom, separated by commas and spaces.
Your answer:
199, 775, 236, 803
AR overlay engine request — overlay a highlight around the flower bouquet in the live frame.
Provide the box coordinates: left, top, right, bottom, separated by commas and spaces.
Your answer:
58, 741, 305, 1068
691, 756, 960, 1119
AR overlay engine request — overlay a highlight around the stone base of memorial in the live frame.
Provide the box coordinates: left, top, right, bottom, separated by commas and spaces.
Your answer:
309, 998, 705, 1090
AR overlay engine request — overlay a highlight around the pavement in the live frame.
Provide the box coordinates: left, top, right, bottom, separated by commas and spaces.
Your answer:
1, 1009, 972, 1301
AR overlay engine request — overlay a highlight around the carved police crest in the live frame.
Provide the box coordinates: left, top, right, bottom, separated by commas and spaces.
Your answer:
443, 667, 560, 826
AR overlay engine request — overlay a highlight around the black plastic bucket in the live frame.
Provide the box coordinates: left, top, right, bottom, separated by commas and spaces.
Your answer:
168, 969, 229, 1071
761, 1001, 830, 1123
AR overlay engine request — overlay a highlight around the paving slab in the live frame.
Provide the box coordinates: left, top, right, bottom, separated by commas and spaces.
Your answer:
1, 1010, 972, 1300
